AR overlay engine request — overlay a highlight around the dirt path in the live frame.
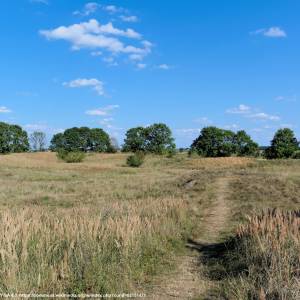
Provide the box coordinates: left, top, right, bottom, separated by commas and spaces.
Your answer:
150, 175, 233, 299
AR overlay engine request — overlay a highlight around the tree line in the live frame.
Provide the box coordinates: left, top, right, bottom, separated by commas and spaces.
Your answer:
0, 121, 299, 159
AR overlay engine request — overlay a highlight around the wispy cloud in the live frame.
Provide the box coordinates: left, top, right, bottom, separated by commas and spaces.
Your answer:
194, 117, 213, 125
226, 104, 280, 121
63, 78, 105, 96
249, 112, 280, 121
85, 105, 119, 116
251, 26, 287, 38
73, 2, 100, 16
157, 64, 172, 70
0, 106, 11, 113
30, 0, 49, 5
226, 104, 251, 114
120, 15, 138, 23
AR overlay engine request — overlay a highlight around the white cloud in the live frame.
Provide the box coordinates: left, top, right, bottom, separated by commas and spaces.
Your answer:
226, 104, 251, 114
251, 27, 287, 38
137, 63, 147, 69
63, 78, 105, 96
224, 124, 240, 130
40, 19, 151, 61
249, 112, 280, 121
0, 106, 11, 113
157, 64, 171, 70
86, 105, 119, 116
275, 95, 297, 103
194, 117, 212, 125
73, 2, 100, 16
120, 15, 138, 23
103, 5, 120, 14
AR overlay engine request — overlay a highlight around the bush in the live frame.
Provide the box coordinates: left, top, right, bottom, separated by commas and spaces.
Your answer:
292, 150, 300, 159
126, 151, 145, 167
57, 150, 86, 163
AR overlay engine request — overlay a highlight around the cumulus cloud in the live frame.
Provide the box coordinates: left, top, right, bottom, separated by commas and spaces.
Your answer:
251, 27, 287, 38
86, 105, 119, 116
40, 19, 152, 61
63, 78, 105, 96
0, 106, 11, 113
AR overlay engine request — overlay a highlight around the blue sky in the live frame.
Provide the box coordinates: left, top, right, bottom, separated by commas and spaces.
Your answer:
1, 0, 300, 147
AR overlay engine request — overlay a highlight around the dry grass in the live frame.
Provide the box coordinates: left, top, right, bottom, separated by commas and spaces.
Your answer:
222, 209, 300, 299
0, 152, 225, 294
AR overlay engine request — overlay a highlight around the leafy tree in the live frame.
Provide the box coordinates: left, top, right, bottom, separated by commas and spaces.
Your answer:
50, 133, 65, 151
30, 131, 46, 152
233, 130, 259, 157
265, 128, 299, 159
88, 128, 111, 152
0, 122, 29, 154
50, 127, 112, 153
145, 123, 176, 154
122, 123, 176, 154
122, 127, 147, 152
191, 126, 236, 157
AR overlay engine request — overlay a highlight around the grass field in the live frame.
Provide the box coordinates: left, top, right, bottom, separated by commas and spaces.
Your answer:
0, 152, 300, 299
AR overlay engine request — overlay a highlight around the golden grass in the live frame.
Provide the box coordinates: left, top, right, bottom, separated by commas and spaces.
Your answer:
224, 209, 300, 299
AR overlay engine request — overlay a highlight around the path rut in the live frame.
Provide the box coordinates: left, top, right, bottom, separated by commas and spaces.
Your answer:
150, 174, 233, 299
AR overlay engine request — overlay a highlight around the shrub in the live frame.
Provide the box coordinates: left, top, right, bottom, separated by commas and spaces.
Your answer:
292, 150, 300, 159
57, 150, 86, 163
126, 151, 145, 167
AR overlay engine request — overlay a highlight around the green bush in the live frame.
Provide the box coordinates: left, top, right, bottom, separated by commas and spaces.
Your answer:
292, 150, 300, 159
57, 150, 86, 163
126, 151, 145, 167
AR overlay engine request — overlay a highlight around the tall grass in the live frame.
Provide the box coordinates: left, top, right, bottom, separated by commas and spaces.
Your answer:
224, 209, 300, 299
0, 196, 192, 294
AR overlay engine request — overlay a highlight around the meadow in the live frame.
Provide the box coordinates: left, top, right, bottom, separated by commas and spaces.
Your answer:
0, 152, 300, 299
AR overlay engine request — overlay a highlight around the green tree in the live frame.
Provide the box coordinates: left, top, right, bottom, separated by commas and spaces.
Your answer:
191, 126, 236, 157
30, 131, 46, 152
265, 128, 299, 159
122, 123, 176, 154
88, 128, 111, 152
233, 130, 259, 157
50, 127, 112, 153
50, 133, 65, 151
122, 127, 147, 152
145, 123, 176, 154
0, 122, 29, 153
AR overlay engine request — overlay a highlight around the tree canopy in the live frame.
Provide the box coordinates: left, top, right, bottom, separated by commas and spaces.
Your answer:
0, 122, 29, 154
50, 127, 113, 152
122, 123, 176, 154
265, 128, 299, 159
190, 126, 258, 157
